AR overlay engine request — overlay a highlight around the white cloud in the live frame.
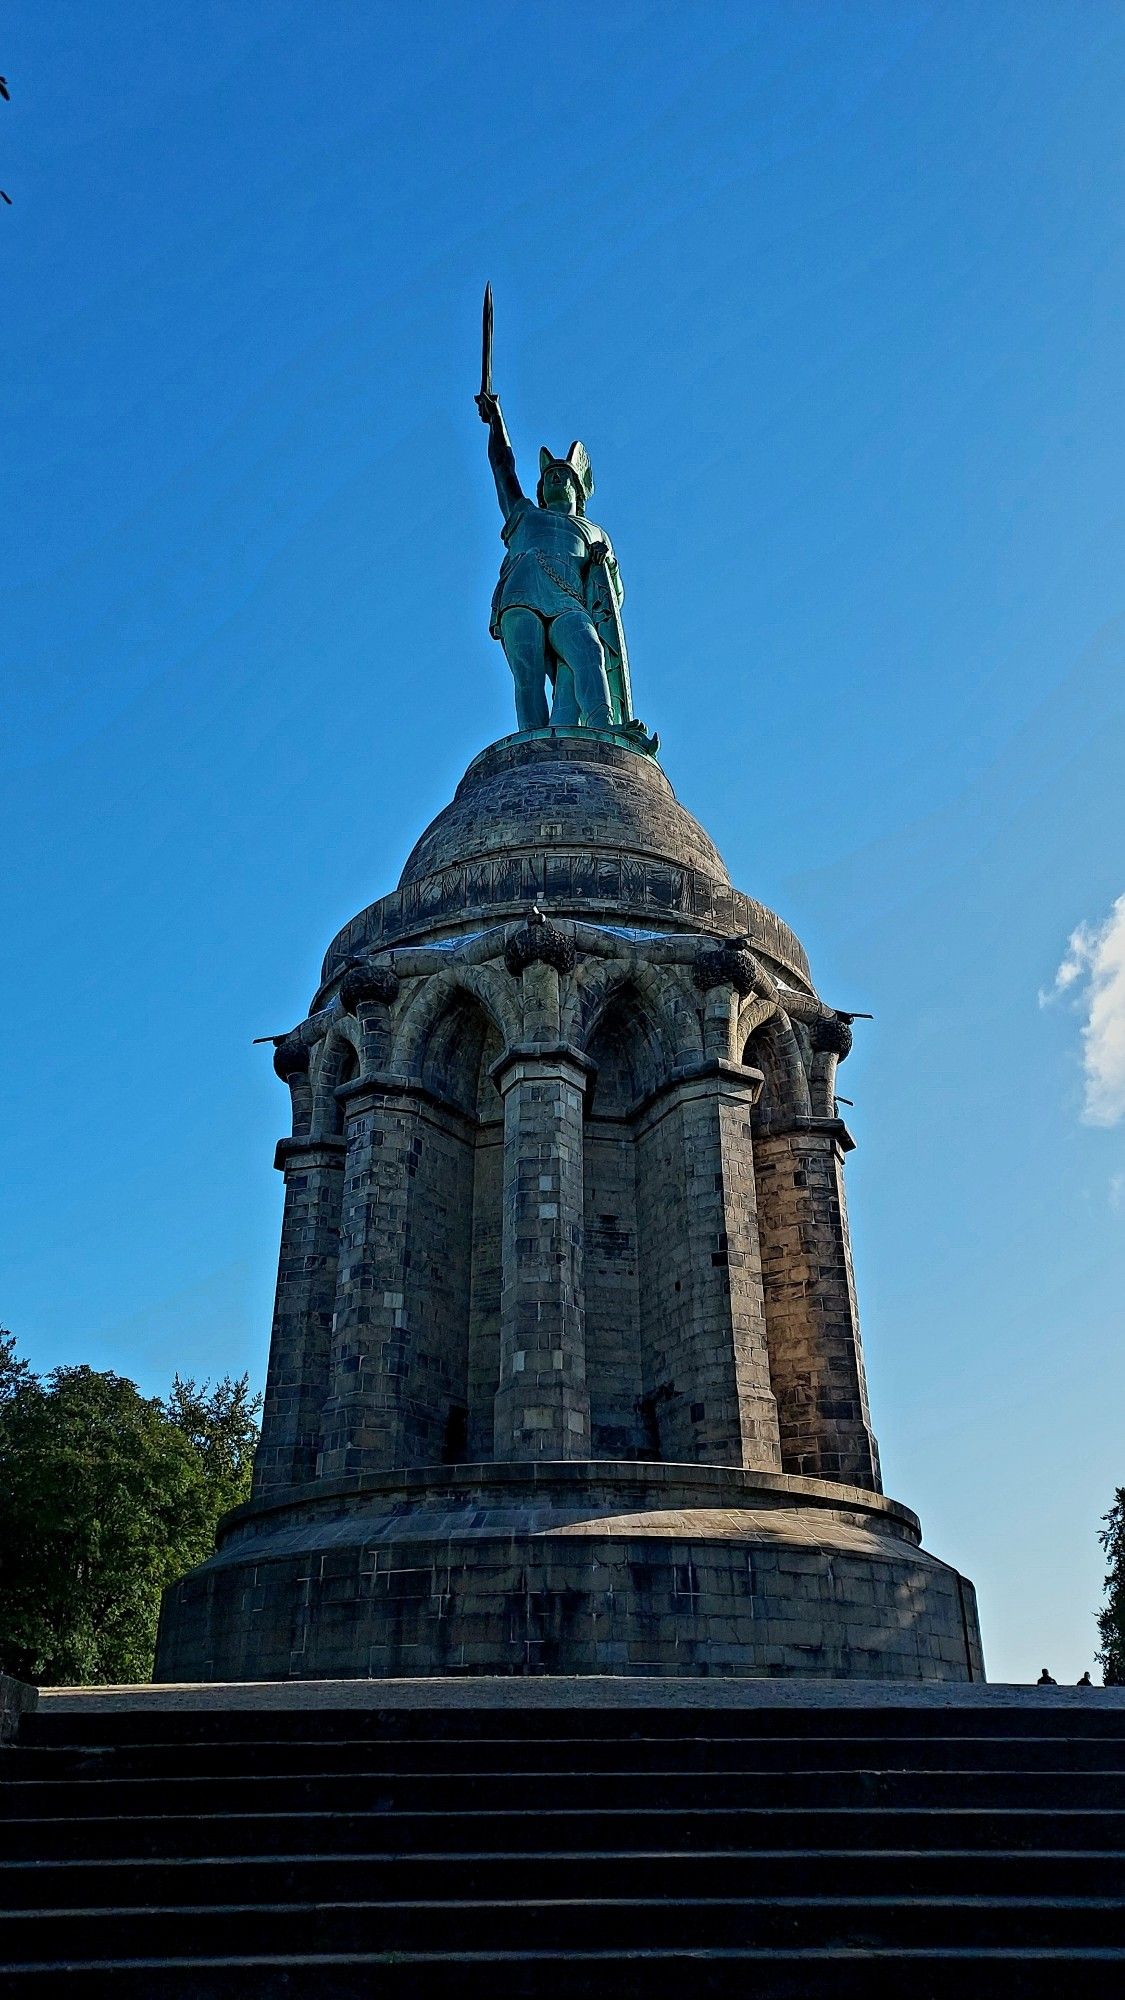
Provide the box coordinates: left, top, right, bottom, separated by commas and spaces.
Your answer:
1043, 894, 1125, 1126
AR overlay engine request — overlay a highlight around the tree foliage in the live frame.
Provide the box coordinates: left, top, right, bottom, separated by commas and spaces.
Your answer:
0, 1331, 259, 1686
1098, 1487, 1125, 1688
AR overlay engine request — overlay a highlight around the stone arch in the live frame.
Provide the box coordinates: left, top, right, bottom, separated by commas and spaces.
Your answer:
420, 988, 504, 1122
585, 990, 666, 1114
741, 1010, 811, 1128
736, 992, 779, 1049
393, 983, 506, 1465
567, 957, 702, 1079
391, 965, 520, 1082
310, 1026, 361, 1138
574, 970, 688, 1461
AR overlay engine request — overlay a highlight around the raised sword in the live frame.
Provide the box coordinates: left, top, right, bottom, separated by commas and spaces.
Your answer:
480, 281, 494, 401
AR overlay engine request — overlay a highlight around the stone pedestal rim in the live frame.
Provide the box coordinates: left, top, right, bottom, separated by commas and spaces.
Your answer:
214, 1458, 921, 1550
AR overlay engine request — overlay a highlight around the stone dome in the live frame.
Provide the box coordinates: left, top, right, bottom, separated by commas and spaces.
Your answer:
399, 730, 730, 887
318, 726, 813, 994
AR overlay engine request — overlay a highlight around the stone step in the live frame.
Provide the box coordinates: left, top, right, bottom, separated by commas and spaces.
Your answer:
4, 1847, 1122, 1911
4, 1805, 1123, 1864
10, 1731, 1123, 1779
3, 1893, 1125, 1962
7, 1697, 1123, 1989
2, 1945, 1124, 2000
4, 1765, 1124, 1820
24, 1703, 1125, 1747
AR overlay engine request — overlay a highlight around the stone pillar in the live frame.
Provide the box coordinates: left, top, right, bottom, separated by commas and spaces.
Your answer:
316, 1078, 420, 1479
753, 1116, 881, 1490
318, 1080, 415, 1480
635, 1059, 782, 1471
319, 1073, 477, 1480
491, 1043, 593, 1460
251, 1136, 346, 1500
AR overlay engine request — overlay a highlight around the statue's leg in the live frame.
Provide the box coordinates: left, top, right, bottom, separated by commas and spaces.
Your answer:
499, 609, 551, 732
549, 611, 613, 730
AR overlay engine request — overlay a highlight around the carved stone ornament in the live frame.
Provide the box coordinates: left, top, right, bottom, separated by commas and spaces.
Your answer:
692, 935, 759, 998
503, 907, 577, 978
272, 1034, 310, 1081
339, 959, 401, 1014
809, 1013, 854, 1059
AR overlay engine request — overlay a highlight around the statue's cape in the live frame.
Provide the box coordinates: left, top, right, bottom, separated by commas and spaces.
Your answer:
584, 554, 633, 727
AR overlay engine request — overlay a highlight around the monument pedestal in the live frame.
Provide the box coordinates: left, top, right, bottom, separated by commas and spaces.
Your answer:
156, 731, 981, 1684
156, 1461, 981, 1683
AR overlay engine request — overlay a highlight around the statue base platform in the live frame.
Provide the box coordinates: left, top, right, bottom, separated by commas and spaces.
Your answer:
154, 1462, 983, 1684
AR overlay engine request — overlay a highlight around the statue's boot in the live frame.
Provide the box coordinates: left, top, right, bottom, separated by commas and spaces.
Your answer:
550, 664, 580, 729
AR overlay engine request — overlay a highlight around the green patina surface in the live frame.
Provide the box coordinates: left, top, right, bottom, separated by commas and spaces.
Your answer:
476, 288, 658, 755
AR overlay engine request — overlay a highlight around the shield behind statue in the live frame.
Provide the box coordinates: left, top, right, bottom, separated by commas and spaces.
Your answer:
587, 561, 633, 727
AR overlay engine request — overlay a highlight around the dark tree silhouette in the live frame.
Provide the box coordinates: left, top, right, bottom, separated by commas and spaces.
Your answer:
1097, 1488, 1125, 1687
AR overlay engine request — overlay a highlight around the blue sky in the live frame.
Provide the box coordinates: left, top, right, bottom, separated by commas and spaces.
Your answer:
3, 1, 1123, 1683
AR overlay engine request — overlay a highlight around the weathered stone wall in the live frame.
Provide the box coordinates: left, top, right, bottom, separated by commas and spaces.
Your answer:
493, 1048, 592, 1460
155, 1465, 983, 1685
0, 1673, 37, 1743
466, 1118, 503, 1462
583, 1120, 645, 1456
263, 731, 885, 1507
395, 1099, 476, 1464
754, 1125, 880, 1489
251, 1139, 345, 1499
635, 1067, 780, 1470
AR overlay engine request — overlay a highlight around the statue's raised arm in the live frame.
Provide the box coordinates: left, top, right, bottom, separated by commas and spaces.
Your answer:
475, 390, 523, 519
474, 285, 657, 754
475, 282, 522, 519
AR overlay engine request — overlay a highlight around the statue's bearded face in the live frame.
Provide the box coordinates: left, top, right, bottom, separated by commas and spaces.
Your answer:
541, 464, 579, 515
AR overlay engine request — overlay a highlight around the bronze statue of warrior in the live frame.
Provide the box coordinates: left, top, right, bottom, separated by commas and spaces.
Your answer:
475, 286, 646, 742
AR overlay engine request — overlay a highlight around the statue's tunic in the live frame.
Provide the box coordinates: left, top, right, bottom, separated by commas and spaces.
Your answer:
489, 496, 612, 638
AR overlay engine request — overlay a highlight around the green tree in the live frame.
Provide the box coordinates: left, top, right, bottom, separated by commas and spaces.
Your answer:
0, 1328, 30, 1403
1098, 1488, 1125, 1687
164, 1372, 261, 1524
0, 1335, 259, 1686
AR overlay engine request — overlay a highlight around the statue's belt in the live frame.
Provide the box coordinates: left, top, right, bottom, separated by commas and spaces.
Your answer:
532, 549, 587, 608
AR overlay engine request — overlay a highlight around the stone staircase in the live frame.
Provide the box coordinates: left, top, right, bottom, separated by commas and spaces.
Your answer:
1, 1686, 1124, 1995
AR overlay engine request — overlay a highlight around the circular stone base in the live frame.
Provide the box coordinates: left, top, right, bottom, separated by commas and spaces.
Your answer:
154, 1463, 983, 1684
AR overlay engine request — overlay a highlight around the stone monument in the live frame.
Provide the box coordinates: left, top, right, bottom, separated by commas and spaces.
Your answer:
155, 299, 981, 1683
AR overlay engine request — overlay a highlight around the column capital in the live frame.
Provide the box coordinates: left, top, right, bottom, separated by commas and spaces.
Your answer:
489, 1041, 596, 1096
762, 1114, 856, 1154
335, 1071, 474, 1125
632, 1057, 764, 1129
273, 1135, 347, 1173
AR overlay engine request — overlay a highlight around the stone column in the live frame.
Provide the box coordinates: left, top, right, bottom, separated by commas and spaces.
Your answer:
318, 1072, 477, 1481
753, 1116, 881, 1490
251, 1135, 346, 1499
318, 1077, 428, 1481
491, 1043, 593, 1460
635, 1058, 782, 1471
